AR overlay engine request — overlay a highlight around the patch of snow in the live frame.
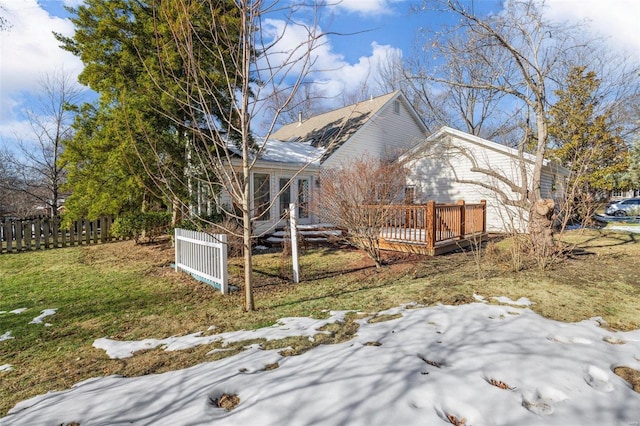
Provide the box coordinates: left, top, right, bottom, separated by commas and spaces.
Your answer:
3, 302, 640, 426
29, 309, 57, 325
473, 293, 486, 302
1, 331, 14, 342
10, 308, 27, 314
0, 364, 13, 372
608, 225, 640, 233
492, 296, 536, 306
93, 311, 351, 359
254, 245, 269, 251
296, 223, 337, 230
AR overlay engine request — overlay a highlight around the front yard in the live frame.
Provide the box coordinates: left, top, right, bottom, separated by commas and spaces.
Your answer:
1, 228, 639, 417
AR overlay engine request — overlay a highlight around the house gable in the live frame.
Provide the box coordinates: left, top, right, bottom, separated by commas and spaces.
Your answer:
403, 126, 569, 232
270, 91, 428, 167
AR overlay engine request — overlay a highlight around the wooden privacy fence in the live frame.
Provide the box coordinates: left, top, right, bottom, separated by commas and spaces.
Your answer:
174, 228, 228, 294
0, 216, 117, 254
365, 200, 487, 255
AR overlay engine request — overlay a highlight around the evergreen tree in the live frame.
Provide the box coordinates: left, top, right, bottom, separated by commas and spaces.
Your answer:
623, 133, 640, 190
56, 0, 240, 221
549, 66, 629, 196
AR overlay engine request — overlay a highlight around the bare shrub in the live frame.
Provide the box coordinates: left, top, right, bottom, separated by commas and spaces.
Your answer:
458, 230, 486, 279
219, 217, 243, 258
314, 157, 408, 267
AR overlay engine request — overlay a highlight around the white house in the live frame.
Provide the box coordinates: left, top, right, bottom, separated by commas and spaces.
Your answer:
401, 126, 569, 232
233, 91, 428, 234
229, 91, 567, 235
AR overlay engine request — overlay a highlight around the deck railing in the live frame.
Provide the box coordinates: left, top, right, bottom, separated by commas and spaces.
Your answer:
365, 200, 486, 252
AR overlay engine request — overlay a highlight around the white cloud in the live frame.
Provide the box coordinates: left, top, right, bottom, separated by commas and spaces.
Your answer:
258, 18, 401, 107
545, 0, 640, 58
331, 0, 393, 15
0, 0, 83, 140
312, 41, 402, 100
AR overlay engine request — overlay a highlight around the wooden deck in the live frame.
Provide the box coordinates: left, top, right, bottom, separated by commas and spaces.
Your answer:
370, 200, 487, 256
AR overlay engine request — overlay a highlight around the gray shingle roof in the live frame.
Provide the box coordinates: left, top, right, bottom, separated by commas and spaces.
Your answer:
270, 91, 400, 162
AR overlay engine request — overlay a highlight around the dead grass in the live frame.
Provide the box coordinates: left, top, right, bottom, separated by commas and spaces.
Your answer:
0, 229, 639, 417
614, 366, 640, 393
210, 393, 240, 411
367, 313, 403, 323
487, 378, 514, 390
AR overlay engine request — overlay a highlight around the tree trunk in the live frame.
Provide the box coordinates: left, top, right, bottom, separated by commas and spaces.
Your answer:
529, 198, 555, 258
243, 199, 254, 312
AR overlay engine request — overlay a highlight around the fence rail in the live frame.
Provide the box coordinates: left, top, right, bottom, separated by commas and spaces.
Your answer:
174, 228, 228, 294
0, 216, 117, 254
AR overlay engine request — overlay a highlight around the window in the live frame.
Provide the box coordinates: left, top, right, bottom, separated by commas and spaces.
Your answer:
279, 178, 291, 218
612, 190, 624, 198
253, 173, 270, 221
393, 100, 400, 114
404, 186, 415, 204
298, 178, 310, 219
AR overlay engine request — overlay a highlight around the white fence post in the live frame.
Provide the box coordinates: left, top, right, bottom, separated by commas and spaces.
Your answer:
289, 203, 300, 283
219, 234, 228, 294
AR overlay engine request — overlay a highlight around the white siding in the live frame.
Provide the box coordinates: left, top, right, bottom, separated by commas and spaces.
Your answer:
322, 98, 425, 168
406, 133, 545, 232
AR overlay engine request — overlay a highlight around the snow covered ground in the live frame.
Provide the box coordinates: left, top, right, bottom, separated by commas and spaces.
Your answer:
2, 297, 640, 426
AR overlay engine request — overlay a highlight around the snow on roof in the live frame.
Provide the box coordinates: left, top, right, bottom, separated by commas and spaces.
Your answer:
226, 138, 326, 166
258, 139, 326, 165
271, 91, 411, 162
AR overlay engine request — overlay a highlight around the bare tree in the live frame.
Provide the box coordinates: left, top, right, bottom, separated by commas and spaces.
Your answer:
373, 35, 522, 142
565, 42, 640, 141
315, 157, 408, 268
266, 84, 331, 128
0, 150, 16, 216
408, 0, 593, 257
4, 70, 81, 217
132, 1, 327, 311
0, 4, 11, 31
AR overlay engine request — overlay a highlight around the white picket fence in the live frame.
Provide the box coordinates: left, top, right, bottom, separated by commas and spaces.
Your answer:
174, 228, 228, 294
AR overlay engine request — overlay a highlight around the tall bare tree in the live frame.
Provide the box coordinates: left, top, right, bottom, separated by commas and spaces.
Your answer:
5, 71, 81, 217
0, 150, 16, 216
133, 1, 327, 311
408, 0, 593, 256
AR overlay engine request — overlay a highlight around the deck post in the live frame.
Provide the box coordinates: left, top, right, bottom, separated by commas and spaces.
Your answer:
426, 200, 436, 251
481, 199, 487, 233
458, 200, 465, 239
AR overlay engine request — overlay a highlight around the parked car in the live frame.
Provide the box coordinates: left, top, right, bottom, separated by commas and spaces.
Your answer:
605, 197, 640, 216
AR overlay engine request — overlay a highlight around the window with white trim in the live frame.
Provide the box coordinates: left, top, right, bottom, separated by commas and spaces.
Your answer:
253, 173, 271, 221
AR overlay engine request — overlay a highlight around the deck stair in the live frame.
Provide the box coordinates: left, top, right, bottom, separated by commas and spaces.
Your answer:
263, 223, 345, 247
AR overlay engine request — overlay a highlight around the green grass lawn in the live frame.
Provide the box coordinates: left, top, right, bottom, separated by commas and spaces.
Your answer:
1, 229, 639, 416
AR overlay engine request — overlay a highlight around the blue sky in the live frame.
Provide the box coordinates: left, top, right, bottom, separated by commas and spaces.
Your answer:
1, 0, 639, 146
